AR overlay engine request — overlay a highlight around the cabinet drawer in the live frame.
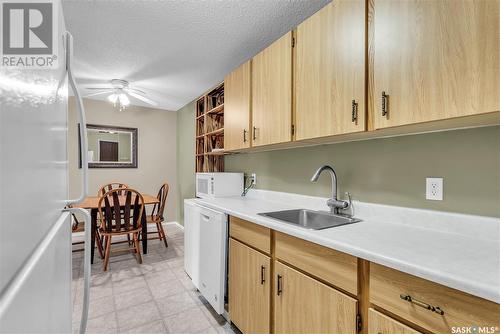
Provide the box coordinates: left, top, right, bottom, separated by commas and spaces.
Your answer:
275, 232, 357, 295
229, 216, 271, 254
370, 263, 500, 334
368, 308, 421, 334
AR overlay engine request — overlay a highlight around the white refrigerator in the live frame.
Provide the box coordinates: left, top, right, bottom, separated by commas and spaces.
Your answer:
0, 2, 91, 333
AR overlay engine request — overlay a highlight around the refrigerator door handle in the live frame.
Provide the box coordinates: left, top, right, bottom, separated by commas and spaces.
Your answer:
64, 32, 88, 206
64, 208, 91, 334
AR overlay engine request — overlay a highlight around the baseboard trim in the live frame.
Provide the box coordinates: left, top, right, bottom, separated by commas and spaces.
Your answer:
164, 221, 184, 230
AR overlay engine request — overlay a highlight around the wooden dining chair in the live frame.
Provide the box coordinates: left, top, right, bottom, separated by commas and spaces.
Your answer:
146, 183, 169, 248
70, 213, 104, 259
98, 188, 145, 271
98, 182, 131, 244
98, 182, 129, 197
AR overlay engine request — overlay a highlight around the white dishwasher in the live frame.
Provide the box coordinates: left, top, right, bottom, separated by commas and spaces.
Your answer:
198, 206, 228, 315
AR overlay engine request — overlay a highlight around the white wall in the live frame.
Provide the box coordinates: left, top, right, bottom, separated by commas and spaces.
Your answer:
69, 98, 177, 221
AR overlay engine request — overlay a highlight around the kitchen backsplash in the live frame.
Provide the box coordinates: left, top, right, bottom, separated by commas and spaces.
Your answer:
225, 125, 500, 218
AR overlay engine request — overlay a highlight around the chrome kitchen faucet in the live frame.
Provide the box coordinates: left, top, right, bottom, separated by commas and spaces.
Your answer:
311, 165, 350, 214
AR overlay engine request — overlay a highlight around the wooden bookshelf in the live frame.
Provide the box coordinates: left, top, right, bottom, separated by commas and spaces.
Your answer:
195, 82, 225, 172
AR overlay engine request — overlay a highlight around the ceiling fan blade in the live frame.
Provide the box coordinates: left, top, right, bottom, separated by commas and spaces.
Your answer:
127, 91, 158, 106
84, 90, 114, 97
126, 87, 146, 95
86, 87, 113, 90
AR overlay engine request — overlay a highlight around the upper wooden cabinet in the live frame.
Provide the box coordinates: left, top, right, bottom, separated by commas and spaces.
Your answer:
370, 0, 500, 129
220, 0, 499, 154
224, 61, 252, 151
252, 32, 293, 147
274, 261, 358, 334
295, 0, 366, 140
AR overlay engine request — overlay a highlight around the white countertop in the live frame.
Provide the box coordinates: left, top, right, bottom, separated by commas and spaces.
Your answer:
187, 190, 500, 304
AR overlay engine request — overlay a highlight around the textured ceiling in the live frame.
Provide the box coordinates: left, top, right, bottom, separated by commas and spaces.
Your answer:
62, 0, 330, 111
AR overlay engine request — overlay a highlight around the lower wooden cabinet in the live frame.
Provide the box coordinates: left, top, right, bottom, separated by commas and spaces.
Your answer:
368, 309, 421, 334
230, 216, 271, 254
229, 238, 270, 334
274, 261, 358, 334
370, 263, 500, 334
227, 216, 499, 334
275, 232, 358, 295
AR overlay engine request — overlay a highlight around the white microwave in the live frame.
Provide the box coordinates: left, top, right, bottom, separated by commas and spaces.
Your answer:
196, 173, 244, 198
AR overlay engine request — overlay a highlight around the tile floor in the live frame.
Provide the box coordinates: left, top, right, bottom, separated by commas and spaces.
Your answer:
72, 224, 240, 334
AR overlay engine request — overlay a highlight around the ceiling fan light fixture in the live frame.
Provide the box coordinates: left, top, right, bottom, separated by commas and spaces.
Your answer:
118, 93, 130, 106
107, 93, 118, 104
87, 79, 157, 110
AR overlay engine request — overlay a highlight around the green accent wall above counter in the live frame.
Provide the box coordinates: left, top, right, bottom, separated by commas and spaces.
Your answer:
225, 126, 500, 218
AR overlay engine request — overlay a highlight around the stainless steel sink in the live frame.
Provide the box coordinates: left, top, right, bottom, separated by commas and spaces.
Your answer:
258, 209, 361, 230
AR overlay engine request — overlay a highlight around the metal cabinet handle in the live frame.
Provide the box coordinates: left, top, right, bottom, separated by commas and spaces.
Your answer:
351, 100, 358, 123
253, 126, 257, 140
400, 294, 444, 315
381, 91, 389, 117
277, 275, 283, 295
243, 129, 247, 143
260, 266, 266, 285
64, 32, 88, 206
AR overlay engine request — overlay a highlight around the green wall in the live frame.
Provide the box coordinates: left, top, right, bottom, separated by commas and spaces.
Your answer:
176, 98, 500, 219
225, 126, 500, 218
176, 100, 196, 224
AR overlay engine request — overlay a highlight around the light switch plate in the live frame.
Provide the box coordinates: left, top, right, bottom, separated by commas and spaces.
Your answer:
426, 177, 443, 201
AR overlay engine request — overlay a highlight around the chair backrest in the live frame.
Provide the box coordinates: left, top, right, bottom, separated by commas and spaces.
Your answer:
152, 183, 169, 220
98, 182, 129, 197
71, 213, 81, 232
98, 188, 144, 233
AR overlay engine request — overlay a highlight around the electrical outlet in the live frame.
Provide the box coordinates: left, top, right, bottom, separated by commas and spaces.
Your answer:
426, 177, 443, 201
251, 173, 257, 185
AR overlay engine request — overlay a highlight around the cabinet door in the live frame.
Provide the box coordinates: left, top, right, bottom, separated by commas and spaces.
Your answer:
252, 32, 292, 147
371, 0, 500, 129
274, 261, 357, 334
295, 0, 365, 140
229, 238, 270, 334
224, 61, 251, 151
368, 309, 422, 334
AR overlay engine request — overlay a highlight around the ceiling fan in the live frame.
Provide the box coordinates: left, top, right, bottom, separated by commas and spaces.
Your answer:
84, 79, 158, 111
